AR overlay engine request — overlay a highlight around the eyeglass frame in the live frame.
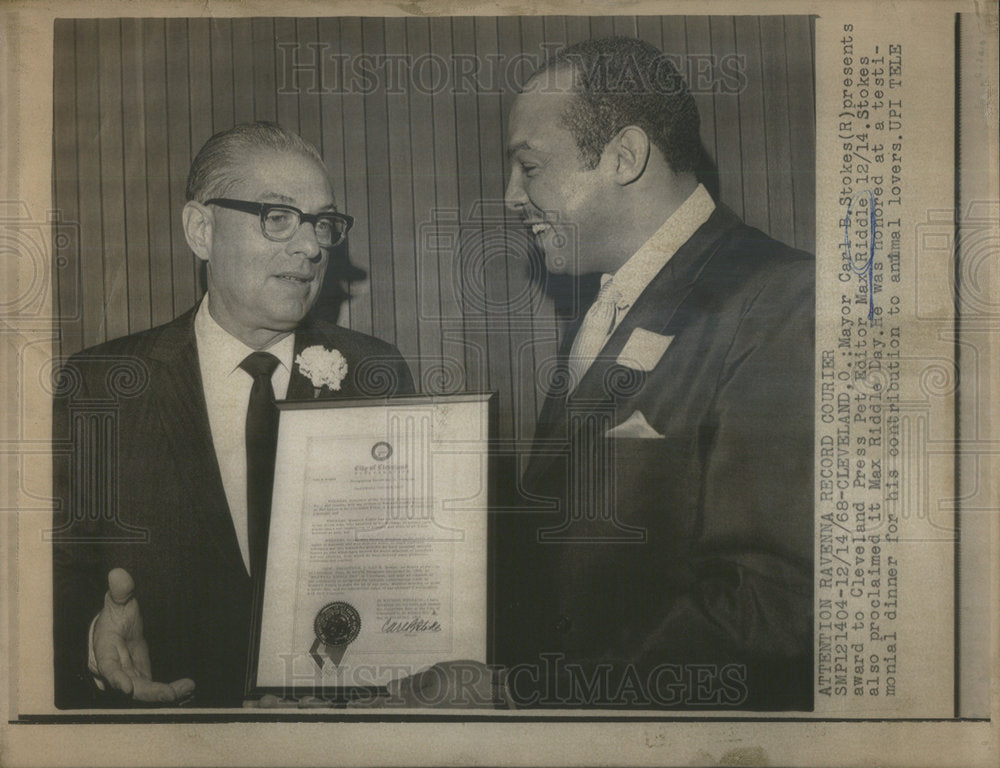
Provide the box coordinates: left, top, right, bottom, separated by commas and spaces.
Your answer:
204, 198, 355, 248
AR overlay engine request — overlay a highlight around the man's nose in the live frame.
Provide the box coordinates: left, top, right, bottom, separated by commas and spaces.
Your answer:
505, 168, 527, 211
287, 220, 323, 262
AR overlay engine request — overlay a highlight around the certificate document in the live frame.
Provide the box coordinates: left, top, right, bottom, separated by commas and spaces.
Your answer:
250, 393, 494, 695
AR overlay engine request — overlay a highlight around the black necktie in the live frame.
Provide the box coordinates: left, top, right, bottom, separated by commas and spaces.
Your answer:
239, 351, 280, 579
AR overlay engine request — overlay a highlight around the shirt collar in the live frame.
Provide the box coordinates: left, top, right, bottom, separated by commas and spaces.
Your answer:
194, 295, 296, 379
603, 183, 716, 308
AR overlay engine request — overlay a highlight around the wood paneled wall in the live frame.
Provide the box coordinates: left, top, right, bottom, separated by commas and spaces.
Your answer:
52, 15, 815, 443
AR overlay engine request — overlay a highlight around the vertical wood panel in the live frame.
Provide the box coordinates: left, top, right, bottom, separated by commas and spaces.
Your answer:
404, 17, 445, 390
427, 17, 465, 394
232, 19, 256, 125
612, 16, 637, 37
274, 18, 300, 134
142, 19, 174, 329
660, 13, 688, 132
294, 19, 324, 157
338, 17, 374, 337
74, 20, 105, 349
384, 18, 420, 370
317, 17, 346, 207
187, 18, 212, 148
53, 19, 81, 356
121, 19, 152, 334
499, 15, 541, 441
187, 17, 213, 301
361, 18, 397, 349
97, 19, 129, 343
164, 18, 195, 316
734, 17, 770, 235
635, 15, 663, 49
709, 16, 745, 217
210, 19, 235, 132
475, 16, 517, 441
317, 17, 351, 328
588, 16, 614, 38
542, 16, 566, 50
760, 16, 796, 247
785, 15, 816, 251
251, 18, 277, 123
451, 17, 488, 395
564, 15, 590, 46
685, 15, 717, 189
520, 16, 561, 431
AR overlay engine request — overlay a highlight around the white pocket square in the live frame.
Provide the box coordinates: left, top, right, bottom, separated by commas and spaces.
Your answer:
616, 328, 673, 372
605, 410, 664, 439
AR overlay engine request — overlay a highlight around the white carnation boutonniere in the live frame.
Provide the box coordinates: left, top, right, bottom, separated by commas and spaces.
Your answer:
295, 345, 348, 398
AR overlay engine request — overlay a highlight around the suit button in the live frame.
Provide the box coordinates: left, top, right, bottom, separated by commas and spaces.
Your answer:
554, 615, 572, 633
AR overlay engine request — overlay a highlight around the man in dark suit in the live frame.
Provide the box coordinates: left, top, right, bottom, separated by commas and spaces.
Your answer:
52, 122, 413, 708
493, 37, 813, 709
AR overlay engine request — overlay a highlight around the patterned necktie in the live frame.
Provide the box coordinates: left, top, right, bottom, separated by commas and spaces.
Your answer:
239, 351, 280, 578
567, 277, 622, 390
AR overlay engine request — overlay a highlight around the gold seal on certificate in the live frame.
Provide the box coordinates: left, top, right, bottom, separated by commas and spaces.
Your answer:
310, 602, 361, 669
246, 393, 494, 697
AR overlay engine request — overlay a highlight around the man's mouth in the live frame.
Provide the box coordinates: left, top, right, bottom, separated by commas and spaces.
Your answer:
274, 272, 313, 284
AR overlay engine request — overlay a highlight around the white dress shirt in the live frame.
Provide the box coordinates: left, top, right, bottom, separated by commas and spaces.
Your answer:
194, 296, 296, 574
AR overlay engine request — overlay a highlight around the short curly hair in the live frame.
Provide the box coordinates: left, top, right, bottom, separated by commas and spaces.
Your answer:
531, 37, 703, 174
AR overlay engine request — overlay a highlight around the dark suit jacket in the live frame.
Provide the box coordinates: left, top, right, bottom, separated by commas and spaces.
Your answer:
495, 205, 814, 709
52, 304, 414, 708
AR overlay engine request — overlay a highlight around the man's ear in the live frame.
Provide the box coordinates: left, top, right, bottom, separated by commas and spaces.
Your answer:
610, 125, 651, 185
182, 201, 213, 262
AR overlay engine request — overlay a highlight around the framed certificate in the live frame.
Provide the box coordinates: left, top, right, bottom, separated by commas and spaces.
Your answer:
246, 393, 496, 699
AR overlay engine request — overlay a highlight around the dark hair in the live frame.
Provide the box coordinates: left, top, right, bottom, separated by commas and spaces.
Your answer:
531, 37, 704, 174
185, 121, 326, 202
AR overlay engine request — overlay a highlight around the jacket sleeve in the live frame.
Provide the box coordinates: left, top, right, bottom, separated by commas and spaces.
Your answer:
51, 355, 107, 708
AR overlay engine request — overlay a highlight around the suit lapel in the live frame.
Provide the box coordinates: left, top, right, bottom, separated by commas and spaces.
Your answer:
146, 306, 248, 577
530, 316, 583, 474
525, 205, 741, 482
286, 331, 315, 401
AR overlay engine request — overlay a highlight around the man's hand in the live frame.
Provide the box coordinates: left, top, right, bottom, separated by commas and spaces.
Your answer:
349, 660, 512, 709
89, 568, 195, 704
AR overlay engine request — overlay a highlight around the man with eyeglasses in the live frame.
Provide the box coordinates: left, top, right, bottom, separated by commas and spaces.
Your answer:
52, 122, 413, 707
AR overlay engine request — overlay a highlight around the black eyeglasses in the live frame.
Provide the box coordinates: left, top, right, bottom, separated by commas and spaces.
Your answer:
205, 198, 354, 248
